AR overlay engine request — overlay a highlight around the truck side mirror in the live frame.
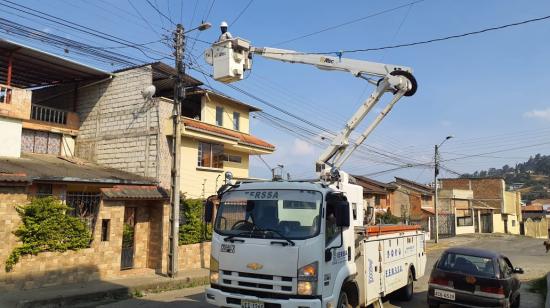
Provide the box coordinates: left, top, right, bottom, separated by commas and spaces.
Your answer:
204, 200, 214, 223
326, 192, 350, 228
334, 202, 350, 227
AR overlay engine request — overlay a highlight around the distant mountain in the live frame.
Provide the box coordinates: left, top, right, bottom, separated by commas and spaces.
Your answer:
460, 153, 550, 201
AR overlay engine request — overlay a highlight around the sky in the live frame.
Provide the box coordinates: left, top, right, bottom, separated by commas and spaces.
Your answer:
3, 0, 550, 184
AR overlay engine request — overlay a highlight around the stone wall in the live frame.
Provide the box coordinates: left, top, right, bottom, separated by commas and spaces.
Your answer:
179, 242, 211, 271
74, 67, 162, 181
0, 196, 168, 291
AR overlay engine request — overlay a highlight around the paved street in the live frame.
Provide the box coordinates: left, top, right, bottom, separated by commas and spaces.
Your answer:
103, 234, 547, 308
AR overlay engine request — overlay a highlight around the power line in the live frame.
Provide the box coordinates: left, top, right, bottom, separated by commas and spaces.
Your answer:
0, 0, 169, 60
127, 0, 162, 35
265, 13, 550, 55
230, 0, 255, 27
145, 0, 175, 26
272, 0, 426, 46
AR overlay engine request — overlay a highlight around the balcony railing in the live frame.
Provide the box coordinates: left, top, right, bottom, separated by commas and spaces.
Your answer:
0, 85, 12, 104
31, 104, 68, 125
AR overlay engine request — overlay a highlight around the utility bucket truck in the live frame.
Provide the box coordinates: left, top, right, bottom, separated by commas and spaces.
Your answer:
203, 24, 425, 308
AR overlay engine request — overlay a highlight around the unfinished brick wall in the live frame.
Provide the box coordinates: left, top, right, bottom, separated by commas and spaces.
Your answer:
441, 178, 505, 211
74, 66, 162, 181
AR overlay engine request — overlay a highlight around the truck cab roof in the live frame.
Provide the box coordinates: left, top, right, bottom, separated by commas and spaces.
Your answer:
233, 180, 329, 192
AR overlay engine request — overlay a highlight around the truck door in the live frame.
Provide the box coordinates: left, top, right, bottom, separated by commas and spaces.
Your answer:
363, 240, 382, 304
416, 234, 426, 276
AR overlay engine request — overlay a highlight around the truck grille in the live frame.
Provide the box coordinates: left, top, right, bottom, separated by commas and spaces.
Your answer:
221, 270, 295, 294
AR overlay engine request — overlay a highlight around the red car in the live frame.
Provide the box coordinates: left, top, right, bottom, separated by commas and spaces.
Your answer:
428, 247, 523, 308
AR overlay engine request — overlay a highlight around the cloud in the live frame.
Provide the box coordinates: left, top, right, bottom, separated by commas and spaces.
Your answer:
291, 138, 314, 156
524, 108, 550, 121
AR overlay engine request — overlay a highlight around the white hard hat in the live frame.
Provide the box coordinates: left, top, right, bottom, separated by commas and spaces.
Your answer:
220, 21, 228, 28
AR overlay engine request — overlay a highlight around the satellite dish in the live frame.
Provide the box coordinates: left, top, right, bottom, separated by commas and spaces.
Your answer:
141, 85, 156, 100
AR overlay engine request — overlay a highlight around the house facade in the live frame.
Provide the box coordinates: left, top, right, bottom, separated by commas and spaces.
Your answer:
389, 177, 435, 223
440, 178, 522, 235
0, 40, 272, 290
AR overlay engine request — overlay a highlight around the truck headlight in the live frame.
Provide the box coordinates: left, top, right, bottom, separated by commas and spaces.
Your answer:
210, 256, 219, 284
297, 261, 318, 295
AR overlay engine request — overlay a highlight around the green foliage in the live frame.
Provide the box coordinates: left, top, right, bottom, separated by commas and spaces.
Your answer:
179, 198, 212, 245
376, 210, 401, 224
122, 223, 135, 248
5, 197, 91, 272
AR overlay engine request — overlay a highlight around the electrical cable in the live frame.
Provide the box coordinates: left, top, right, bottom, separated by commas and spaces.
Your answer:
230, 0, 255, 27
272, 0, 427, 46
146, 0, 175, 26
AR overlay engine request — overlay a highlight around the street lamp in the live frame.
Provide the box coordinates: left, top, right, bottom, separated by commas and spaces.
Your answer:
168, 21, 210, 278
434, 135, 453, 244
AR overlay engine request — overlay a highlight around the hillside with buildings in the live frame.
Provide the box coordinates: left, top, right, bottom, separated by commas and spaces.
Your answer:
460, 153, 550, 201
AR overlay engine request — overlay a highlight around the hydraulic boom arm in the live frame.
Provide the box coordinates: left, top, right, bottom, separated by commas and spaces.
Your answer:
205, 32, 417, 178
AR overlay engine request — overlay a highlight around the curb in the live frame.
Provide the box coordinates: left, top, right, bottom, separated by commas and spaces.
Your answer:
546, 272, 550, 308
15, 275, 209, 308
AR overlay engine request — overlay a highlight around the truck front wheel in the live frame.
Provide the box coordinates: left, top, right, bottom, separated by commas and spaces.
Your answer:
398, 269, 414, 301
337, 291, 352, 308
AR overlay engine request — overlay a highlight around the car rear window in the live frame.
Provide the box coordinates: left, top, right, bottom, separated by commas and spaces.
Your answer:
438, 252, 495, 277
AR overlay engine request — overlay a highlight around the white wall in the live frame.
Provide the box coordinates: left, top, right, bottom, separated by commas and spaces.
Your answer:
0, 117, 22, 157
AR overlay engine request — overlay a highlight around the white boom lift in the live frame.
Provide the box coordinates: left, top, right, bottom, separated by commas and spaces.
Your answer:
203, 24, 424, 308
204, 34, 417, 177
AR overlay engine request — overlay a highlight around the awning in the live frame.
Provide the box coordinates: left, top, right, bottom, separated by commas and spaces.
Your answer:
101, 185, 169, 200
0, 39, 112, 88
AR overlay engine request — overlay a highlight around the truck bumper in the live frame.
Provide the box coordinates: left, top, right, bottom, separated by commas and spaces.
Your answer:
205, 287, 322, 308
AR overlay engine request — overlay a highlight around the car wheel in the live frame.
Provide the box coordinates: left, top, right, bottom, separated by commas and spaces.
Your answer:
337, 291, 352, 308
399, 268, 414, 301
511, 294, 520, 308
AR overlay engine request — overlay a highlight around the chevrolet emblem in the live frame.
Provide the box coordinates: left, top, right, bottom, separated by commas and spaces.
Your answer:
247, 263, 263, 270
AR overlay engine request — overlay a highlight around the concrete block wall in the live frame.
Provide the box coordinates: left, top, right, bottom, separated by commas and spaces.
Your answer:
75, 66, 162, 181
178, 242, 211, 271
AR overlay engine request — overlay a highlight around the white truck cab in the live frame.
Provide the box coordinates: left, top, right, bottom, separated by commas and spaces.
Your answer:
205, 172, 426, 308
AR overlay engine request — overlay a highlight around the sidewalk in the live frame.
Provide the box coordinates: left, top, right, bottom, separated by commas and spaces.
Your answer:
0, 268, 209, 308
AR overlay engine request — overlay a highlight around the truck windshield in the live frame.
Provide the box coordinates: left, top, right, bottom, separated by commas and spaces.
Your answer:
215, 189, 323, 240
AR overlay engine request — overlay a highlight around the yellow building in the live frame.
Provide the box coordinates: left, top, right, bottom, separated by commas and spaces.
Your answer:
171, 89, 274, 198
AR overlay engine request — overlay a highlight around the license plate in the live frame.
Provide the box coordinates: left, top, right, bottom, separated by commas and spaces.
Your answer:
434, 289, 456, 301
241, 300, 264, 308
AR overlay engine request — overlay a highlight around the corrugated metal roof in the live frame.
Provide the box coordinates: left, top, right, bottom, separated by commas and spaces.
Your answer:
0, 153, 156, 185
101, 185, 169, 200
0, 39, 112, 88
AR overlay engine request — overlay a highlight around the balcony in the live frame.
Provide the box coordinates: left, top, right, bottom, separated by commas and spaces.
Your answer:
30, 104, 79, 130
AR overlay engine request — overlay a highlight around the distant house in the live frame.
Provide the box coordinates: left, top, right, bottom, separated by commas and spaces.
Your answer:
353, 175, 393, 212
440, 178, 522, 235
387, 177, 435, 223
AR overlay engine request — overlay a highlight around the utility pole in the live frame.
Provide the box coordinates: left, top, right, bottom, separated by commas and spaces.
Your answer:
434, 144, 440, 244
434, 135, 453, 244
169, 23, 185, 278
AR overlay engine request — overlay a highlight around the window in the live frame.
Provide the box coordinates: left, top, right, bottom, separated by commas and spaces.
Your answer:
222, 153, 242, 164
512, 220, 516, 227
498, 257, 513, 278
233, 112, 240, 130
216, 106, 223, 126
374, 195, 381, 206
101, 219, 110, 241
456, 208, 473, 226
198, 142, 223, 168
0, 86, 11, 104
36, 184, 53, 197
438, 252, 496, 278
21, 129, 62, 155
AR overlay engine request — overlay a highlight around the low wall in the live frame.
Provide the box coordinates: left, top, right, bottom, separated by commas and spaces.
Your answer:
524, 218, 549, 239
0, 197, 168, 291
179, 242, 211, 271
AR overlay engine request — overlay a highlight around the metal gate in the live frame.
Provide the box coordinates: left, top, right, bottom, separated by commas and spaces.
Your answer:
121, 207, 136, 269
480, 214, 493, 233
430, 214, 455, 238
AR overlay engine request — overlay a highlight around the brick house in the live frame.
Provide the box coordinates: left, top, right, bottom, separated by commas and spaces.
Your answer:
388, 177, 435, 223
353, 175, 392, 213
440, 177, 522, 235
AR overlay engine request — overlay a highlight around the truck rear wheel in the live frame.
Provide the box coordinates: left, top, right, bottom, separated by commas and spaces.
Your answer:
337, 291, 352, 308
398, 269, 414, 301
